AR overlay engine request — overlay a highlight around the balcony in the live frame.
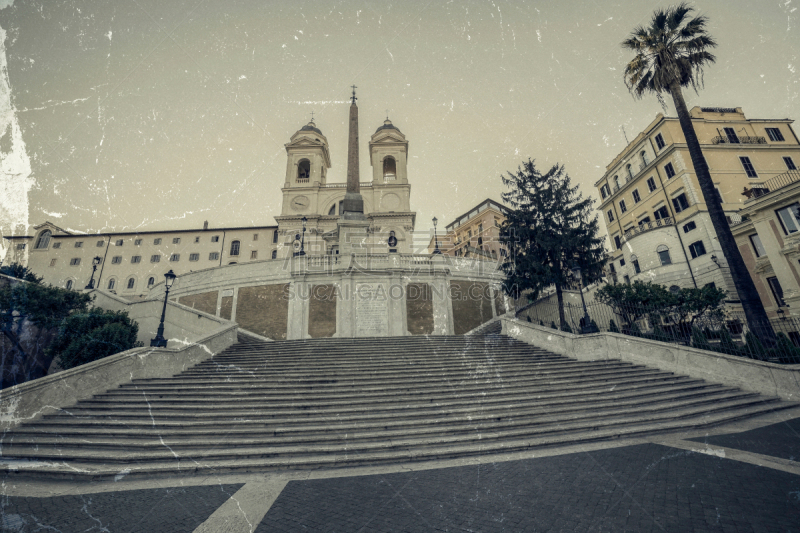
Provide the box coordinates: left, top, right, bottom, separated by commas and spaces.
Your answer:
711, 135, 767, 145
744, 169, 800, 202
623, 217, 674, 241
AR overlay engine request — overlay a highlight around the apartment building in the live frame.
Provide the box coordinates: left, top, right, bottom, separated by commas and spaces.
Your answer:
595, 107, 800, 300
429, 199, 508, 260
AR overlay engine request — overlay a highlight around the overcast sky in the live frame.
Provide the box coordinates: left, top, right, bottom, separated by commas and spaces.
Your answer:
0, 0, 797, 244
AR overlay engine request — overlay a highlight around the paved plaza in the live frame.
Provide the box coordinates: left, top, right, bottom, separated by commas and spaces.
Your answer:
1, 408, 798, 533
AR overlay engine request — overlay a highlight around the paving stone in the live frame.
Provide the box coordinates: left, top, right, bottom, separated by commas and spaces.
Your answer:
257, 443, 800, 532
0, 483, 242, 533
688, 416, 800, 462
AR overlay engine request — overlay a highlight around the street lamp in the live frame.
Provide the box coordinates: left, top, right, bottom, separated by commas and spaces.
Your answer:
150, 269, 177, 348
571, 265, 599, 334
432, 217, 441, 254
85, 256, 102, 289
294, 216, 308, 257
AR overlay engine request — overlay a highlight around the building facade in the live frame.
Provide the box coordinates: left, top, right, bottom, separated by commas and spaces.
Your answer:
429, 199, 508, 260
595, 107, 800, 299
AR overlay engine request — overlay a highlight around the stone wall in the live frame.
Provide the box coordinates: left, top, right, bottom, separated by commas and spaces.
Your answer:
308, 284, 336, 338
178, 290, 218, 316
406, 282, 434, 335
236, 284, 290, 340
450, 280, 494, 335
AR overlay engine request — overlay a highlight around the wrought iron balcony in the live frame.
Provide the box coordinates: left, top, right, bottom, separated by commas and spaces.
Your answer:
623, 217, 674, 241
711, 135, 767, 145
743, 169, 800, 202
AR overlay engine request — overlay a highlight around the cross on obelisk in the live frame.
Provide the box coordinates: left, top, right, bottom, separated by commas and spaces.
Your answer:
350, 85, 357, 104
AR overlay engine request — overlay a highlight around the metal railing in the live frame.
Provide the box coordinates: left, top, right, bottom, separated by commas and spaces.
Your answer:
519, 300, 800, 364
623, 217, 674, 241
711, 135, 767, 145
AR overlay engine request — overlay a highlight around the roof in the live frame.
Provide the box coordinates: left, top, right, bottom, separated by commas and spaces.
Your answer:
375, 119, 400, 134
300, 121, 323, 135
444, 198, 507, 231
3, 223, 278, 240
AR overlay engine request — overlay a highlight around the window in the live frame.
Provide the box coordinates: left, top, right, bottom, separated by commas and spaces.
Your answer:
251, 250, 258, 260
632, 255, 641, 274
641, 150, 648, 166
273, 230, 279, 244
724, 127, 740, 144
170, 254, 180, 262
600, 184, 610, 199
127, 278, 135, 289
609, 263, 616, 274
383, 156, 397, 180
328, 204, 337, 215
49, 258, 57, 267
607, 210, 615, 223
683, 221, 697, 233
654, 206, 669, 220
664, 163, 676, 178
253, 233, 258, 241
34, 230, 52, 249
614, 235, 622, 250
150, 255, 160, 263
767, 276, 785, 306
619, 200, 627, 213
647, 177, 657, 192
766, 127, 785, 141
172, 238, 180, 244
131, 255, 141, 264
623, 275, 630, 284
297, 159, 311, 181
15, 243, 25, 250
626, 164, 633, 179
189, 253, 199, 261
784, 157, 797, 171
209, 252, 220, 260
657, 245, 672, 266
620, 258, 626, 267
75, 241, 84, 248
749, 234, 766, 257
52, 242, 61, 249
688, 240, 706, 259
639, 217, 651, 226
107, 279, 116, 290
154, 238, 162, 245
655, 133, 665, 150
96, 240, 104, 247
147, 277, 155, 287
230, 240, 240, 256
672, 193, 689, 213
211, 236, 219, 243
740, 156, 758, 178
776, 203, 800, 234
115, 239, 123, 246
111, 256, 122, 264
632, 189, 641, 203
271, 250, 278, 259
134, 239, 142, 246
66, 280, 73, 290
70, 258, 81, 266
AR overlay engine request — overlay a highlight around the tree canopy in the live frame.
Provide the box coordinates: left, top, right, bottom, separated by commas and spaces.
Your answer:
49, 308, 142, 370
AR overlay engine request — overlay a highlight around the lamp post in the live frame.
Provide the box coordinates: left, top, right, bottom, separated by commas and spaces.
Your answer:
294, 216, 308, 257
85, 256, 102, 289
150, 269, 177, 348
432, 217, 441, 254
571, 265, 599, 334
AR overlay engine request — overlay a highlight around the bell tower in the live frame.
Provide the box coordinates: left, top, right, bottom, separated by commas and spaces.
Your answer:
284, 120, 331, 188
369, 118, 408, 184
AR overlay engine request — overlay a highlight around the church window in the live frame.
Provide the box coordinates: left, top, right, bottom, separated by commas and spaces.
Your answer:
131, 255, 141, 263
230, 241, 240, 256
189, 253, 199, 262
147, 277, 155, 287
170, 254, 180, 262
127, 278, 135, 290
251, 250, 258, 259
154, 238, 162, 245
150, 255, 160, 263
271, 250, 278, 259
69, 258, 81, 266
115, 239, 123, 246
34, 231, 52, 249
383, 156, 397, 180
172, 237, 181, 244
297, 159, 311, 182
111, 256, 122, 264
65, 280, 73, 290
328, 204, 336, 215
209, 252, 219, 260
107, 279, 116, 290
53, 242, 61, 249
50, 259, 57, 267
273, 230, 279, 244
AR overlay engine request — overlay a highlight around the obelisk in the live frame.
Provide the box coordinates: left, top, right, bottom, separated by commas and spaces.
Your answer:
341, 85, 365, 220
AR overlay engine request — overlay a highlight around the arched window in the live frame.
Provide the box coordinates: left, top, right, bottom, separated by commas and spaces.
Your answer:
34, 230, 52, 249
297, 159, 310, 182
614, 175, 620, 188
147, 277, 155, 287
230, 240, 240, 256
383, 156, 396, 180
273, 230, 279, 244
641, 150, 648, 166
656, 244, 672, 266
127, 278, 135, 290
271, 250, 277, 259
65, 280, 73, 290
626, 164, 633, 179
107, 279, 116, 290
328, 204, 336, 215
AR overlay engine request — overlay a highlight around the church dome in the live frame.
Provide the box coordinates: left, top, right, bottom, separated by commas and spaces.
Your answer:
375, 118, 401, 134
300, 120, 323, 135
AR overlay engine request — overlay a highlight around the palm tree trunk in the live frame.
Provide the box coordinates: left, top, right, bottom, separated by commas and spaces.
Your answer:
669, 80, 774, 348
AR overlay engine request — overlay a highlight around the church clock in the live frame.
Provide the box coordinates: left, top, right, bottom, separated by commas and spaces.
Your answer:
291, 196, 310, 212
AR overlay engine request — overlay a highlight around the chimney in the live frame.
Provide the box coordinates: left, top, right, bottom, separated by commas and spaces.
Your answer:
203, 221, 208, 230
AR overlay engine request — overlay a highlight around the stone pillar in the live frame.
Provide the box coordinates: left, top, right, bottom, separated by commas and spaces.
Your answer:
752, 215, 800, 313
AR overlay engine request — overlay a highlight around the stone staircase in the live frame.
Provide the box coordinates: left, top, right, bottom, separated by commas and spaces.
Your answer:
0, 334, 792, 480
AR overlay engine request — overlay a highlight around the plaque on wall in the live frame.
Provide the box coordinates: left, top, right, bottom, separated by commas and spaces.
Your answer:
355, 283, 389, 337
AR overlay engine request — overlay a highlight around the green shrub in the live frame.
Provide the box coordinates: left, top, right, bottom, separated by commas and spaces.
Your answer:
744, 332, 767, 360
691, 328, 711, 351
561, 323, 572, 333
49, 308, 143, 370
769, 333, 800, 363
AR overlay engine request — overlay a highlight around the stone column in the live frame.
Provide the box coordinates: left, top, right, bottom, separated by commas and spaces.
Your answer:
752, 214, 800, 313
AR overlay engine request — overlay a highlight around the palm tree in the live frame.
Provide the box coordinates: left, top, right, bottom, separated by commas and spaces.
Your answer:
622, 3, 773, 342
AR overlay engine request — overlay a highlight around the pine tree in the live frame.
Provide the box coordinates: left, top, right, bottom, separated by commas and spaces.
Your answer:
500, 159, 606, 330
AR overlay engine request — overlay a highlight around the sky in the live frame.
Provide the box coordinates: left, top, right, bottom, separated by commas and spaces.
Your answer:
0, 0, 797, 249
